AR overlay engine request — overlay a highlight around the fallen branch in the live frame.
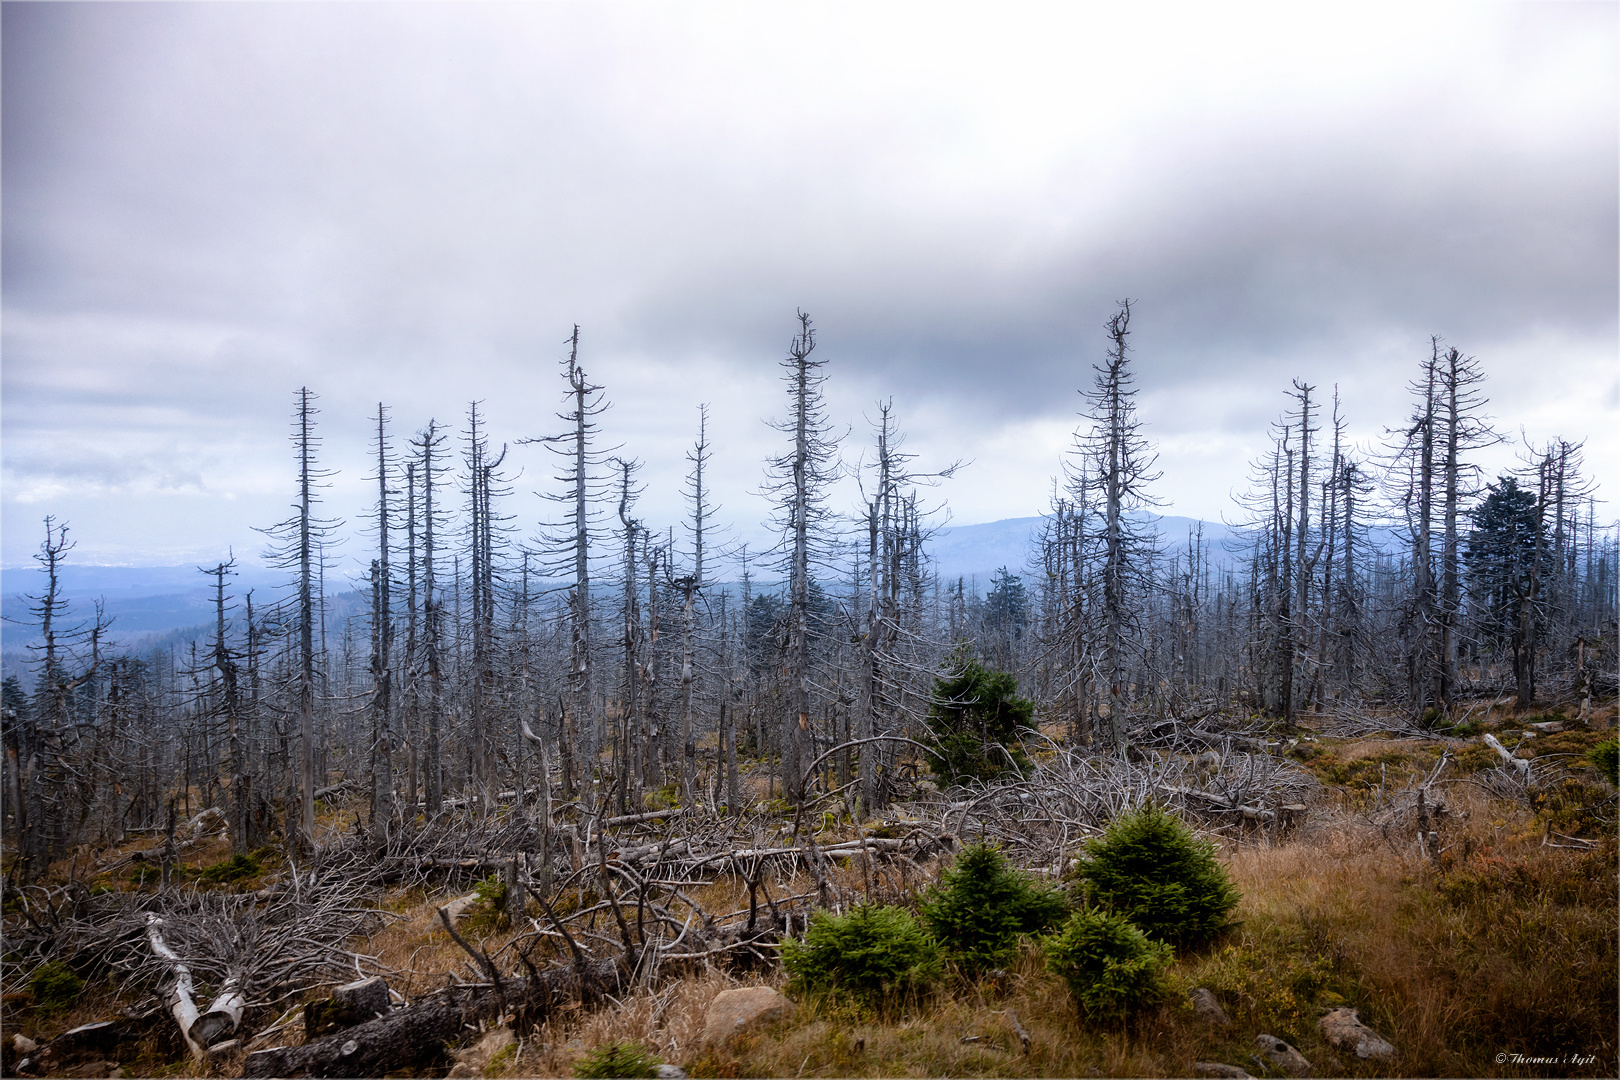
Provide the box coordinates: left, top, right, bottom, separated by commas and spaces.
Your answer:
1483, 734, 1533, 783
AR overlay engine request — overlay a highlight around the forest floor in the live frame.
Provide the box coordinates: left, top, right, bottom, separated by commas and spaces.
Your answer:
5, 696, 1617, 1079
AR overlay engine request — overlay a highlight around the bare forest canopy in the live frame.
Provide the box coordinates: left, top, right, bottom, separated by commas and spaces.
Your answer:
3, 310, 1616, 881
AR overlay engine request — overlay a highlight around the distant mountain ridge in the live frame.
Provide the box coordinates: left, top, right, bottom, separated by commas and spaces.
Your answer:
3, 514, 1400, 655
926, 513, 1242, 584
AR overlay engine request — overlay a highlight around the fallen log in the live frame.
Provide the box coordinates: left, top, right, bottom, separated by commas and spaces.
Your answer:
303, 976, 391, 1040
244, 994, 473, 1078
145, 914, 245, 1057
313, 780, 356, 803
245, 967, 611, 1078
1483, 734, 1532, 782
145, 913, 205, 1060
602, 808, 689, 828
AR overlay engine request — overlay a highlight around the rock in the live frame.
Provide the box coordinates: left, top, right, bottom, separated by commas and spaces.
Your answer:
13, 1036, 38, 1055
701, 987, 796, 1048
447, 1026, 515, 1077
441, 892, 483, 923
62, 1062, 118, 1079
1256, 1034, 1312, 1076
182, 806, 228, 839
1192, 1064, 1253, 1079
305, 976, 392, 1039
656, 1066, 688, 1079
1318, 1007, 1396, 1060
1189, 987, 1231, 1028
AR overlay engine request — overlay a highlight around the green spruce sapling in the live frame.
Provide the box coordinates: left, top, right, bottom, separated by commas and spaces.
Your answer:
920, 843, 1068, 974
1073, 803, 1239, 948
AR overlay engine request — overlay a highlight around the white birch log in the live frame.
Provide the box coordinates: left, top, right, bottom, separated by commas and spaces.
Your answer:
145, 913, 205, 1061
191, 974, 246, 1049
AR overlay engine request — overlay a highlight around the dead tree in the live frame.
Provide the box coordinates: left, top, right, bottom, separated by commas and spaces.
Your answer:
1071, 301, 1161, 750
411, 420, 450, 815
254, 389, 341, 853
19, 518, 77, 879
203, 559, 252, 854
613, 457, 646, 806
525, 326, 616, 803
463, 402, 509, 817
764, 311, 841, 804
368, 404, 396, 843
671, 406, 715, 804
856, 401, 957, 810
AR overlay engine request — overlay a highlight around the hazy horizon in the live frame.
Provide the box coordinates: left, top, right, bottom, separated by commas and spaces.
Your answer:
5, 4, 1615, 568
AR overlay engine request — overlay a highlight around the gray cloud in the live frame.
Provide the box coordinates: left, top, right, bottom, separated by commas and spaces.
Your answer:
3, 2, 1614, 566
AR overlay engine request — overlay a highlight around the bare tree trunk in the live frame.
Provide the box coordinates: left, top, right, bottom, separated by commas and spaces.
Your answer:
1411, 342, 1439, 717
295, 389, 319, 852
565, 328, 595, 804
417, 422, 446, 816
614, 459, 643, 806
785, 316, 818, 803
1289, 381, 1315, 727
676, 408, 710, 804
367, 407, 396, 843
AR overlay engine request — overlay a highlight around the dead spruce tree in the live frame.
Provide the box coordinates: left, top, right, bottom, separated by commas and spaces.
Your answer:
202, 558, 252, 854
367, 403, 397, 842
612, 456, 648, 805
671, 406, 716, 804
256, 388, 340, 853
856, 400, 957, 811
462, 401, 510, 817
1386, 339, 1498, 720
1069, 301, 1161, 750
763, 311, 841, 804
410, 419, 451, 815
525, 326, 616, 802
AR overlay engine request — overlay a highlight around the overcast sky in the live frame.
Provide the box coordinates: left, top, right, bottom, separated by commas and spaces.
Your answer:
3, 2, 1615, 572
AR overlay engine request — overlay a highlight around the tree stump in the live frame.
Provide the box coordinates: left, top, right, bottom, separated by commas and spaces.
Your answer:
303, 976, 392, 1040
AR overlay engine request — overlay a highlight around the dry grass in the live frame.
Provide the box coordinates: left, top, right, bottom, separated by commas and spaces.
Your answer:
506, 779, 1614, 1079
6, 709, 1614, 1078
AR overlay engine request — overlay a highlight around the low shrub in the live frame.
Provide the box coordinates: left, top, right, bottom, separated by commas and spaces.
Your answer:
573, 1042, 661, 1079
1529, 777, 1615, 837
644, 784, 681, 811
29, 961, 84, 1013
199, 852, 260, 883
782, 904, 940, 1008
1043, 909, 1172, 1024
1072, 804, 1239, 948
466, 873, 512, 932
1589, 738, 1618, 787
473, 873, 508, 908
920, 843, 1068, 975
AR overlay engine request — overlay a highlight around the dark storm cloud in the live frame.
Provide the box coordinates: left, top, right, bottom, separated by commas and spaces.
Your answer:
2, 2, 1614, 564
